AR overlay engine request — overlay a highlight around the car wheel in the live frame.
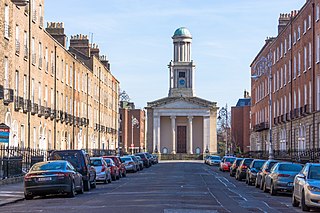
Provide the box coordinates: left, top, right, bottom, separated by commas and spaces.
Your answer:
292, 194, 299, 207
24, 193, 33, 200
301, 190, 310, 212
112, 174, 116, 181
263, 182, 268, 193
83, 180, 90, 191
77, 180, 84, 194
103, 174, 108, 184
255, 178, 259, 188
90, 179, 96, 189
270, 182, 277, 196
260, 179, 264, 190
67, 181, 76, 198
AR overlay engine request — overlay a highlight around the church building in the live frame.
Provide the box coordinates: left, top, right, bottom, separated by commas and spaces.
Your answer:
146, 27, 218, 158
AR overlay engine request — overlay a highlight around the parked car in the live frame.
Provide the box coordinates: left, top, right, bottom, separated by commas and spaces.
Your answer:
292, 163, 320, 211
144, 152, 155, 165
255, 159, 279, 189
90, 157, 112, 184
245, 159, 266, 185
24, 160, 83, 200
235, 158, 254, 181
135, 153, 151, 168
135, 155, 144, 170
48, 150, 96, 191
104, 156, 127, 178
204, 155, 211, 164
121, 156, 138, 172
219, 156, 236, 172
152, 154, 159, 164
230, 158, 243, 177
208, 155, 221, 166
264, 162, 303, 195
103, 157, 120, 181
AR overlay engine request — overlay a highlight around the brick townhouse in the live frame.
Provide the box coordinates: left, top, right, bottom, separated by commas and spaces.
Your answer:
251, 0, 320, 154
0, 0, 120, 151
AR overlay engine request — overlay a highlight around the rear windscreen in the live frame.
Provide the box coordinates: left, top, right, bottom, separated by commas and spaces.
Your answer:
90, 159, 102, 166
278, 164, 302, 172
51, 152, 83, 170
31, 161, 65, 171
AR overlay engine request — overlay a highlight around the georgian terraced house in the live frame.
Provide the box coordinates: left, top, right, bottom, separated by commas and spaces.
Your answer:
0, 0, 120, 151
250, 0, 320, 154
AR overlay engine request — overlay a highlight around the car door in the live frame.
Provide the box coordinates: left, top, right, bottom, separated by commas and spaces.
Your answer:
67, 162, 81, 187
295, 164, 308, 200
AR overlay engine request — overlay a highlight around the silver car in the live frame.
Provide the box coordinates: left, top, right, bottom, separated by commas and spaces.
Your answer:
264, 162, 303, 195
90, 157, 112, 184
292, 163, 320, 211
208, 155, 221, 166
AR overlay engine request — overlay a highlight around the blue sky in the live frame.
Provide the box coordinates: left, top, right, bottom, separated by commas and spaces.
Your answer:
45, 0, 305, 109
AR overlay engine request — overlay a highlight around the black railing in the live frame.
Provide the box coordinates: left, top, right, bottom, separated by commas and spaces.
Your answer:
0, 145, 46, 179
241, 148, 320, 163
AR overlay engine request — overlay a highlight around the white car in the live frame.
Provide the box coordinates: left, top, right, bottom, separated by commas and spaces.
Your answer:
208, 155, 221, 166
292, 163, 320, 211
90, 157, 112, 184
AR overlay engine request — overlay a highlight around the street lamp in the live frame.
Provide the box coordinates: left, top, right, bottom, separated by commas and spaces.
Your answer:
131, 115, 139, 154
252, 50, 274, 160
218, 104, 229, 155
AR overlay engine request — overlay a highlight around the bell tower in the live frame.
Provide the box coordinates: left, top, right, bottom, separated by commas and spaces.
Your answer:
168, 27, 196, 97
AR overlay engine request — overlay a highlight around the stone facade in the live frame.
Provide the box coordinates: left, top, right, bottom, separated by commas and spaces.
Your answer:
251, 0, 320, 152
0, 0, 119, 150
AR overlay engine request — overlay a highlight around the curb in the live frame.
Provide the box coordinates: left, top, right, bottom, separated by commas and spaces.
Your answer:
0, 176, 24, 186
0, 198, 25, 207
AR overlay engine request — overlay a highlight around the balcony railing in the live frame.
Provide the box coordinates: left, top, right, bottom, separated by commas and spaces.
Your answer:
65, 112, 69, 124
253, 122, 269, 132
0, 85, 3, 99
39, 16, 44, 28
44, 107, 50, 119
23, 99, 30, 113
31, 103, 38, 115
32, 53, 36, 65
3, 89, 14, 105
38, 105, 45, 117
56, 110, 61, 120
24, 45, 28, 59
4, 21, 10, 38
50, 109, 55, 120
14, 96, 23, 111
15, 40, 20, 55
38, 58, 42, 68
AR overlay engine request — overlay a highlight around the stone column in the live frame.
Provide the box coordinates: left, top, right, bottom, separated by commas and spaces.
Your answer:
203, 116, 210, 154
153, 115, 160, 153
170, 116, 176, 154
188, 116, 193, 154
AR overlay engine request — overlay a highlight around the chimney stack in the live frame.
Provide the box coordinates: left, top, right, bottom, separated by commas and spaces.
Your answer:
69, 34, 90, 57
46, 22, 67, 48
278, 13, 291, 35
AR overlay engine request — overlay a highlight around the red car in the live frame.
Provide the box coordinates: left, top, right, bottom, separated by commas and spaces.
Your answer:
104, 156, 126, 178
219, 156, 236, 172
103, 157, 120, 181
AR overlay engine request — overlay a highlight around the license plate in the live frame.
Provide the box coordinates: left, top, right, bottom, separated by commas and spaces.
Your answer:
38, 177, 51, 181
287, 182, 293, 186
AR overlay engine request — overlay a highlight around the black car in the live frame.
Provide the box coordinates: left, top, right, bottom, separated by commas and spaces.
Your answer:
135, 153, 151, 168
48, 150, 96, 191
235, 158, 254, 181
24, 160, 83, 199
230, 158, 243, 177
255, 159, 279, 189
245, 159, 266, 185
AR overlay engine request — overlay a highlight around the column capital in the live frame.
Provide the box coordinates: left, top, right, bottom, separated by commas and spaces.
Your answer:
188, 116, 193, 121
170, 116, 176, 120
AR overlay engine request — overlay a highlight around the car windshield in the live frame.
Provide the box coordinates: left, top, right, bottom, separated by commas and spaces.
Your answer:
267, 161, 278, 169
225, 158, 235, 163
31, 161, 65, 171
243, 159, 253, 166
253, 161, 265, 169
236, 159, 243, 166
90, 159, 102, 166
211, 156, 220, 160
278, 164, 302, 172
121, 157, 131, 162
309, 166, 320, 180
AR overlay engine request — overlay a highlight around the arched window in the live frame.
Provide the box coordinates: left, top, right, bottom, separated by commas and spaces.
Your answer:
162, 147, 168, 154
195, 147, 201, 154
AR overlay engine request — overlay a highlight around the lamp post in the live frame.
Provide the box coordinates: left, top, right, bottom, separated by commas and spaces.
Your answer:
131, 115, 139, 154
218, 104, 229, 155
252, 50, 274, 160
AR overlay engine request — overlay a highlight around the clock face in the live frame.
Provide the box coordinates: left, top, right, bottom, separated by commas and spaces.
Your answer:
179, 79, 185, 86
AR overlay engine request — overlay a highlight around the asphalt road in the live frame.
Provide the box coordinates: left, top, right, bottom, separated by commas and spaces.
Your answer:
0, 160, 317, 213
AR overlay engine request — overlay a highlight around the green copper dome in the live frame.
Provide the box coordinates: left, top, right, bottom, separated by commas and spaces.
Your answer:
173, 27, 192, 38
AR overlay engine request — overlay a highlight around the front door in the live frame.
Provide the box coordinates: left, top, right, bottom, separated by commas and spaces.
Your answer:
177, 126, 187, 153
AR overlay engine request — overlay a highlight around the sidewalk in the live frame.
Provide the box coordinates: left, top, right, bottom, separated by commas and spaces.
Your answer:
0, 181, 24, 206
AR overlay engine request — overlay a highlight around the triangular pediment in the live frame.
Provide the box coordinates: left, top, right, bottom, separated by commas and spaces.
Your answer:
146, 96, 217, 109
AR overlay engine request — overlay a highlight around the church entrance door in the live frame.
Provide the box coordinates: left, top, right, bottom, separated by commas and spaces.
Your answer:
177, 126, 187, 153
